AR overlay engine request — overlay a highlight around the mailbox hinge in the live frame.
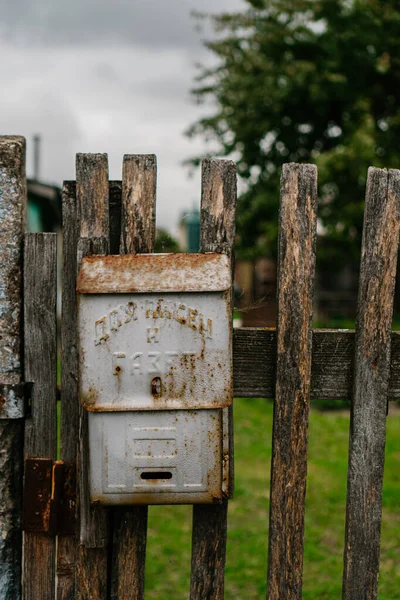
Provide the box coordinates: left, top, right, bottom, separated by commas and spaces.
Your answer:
22, 458, 76, 536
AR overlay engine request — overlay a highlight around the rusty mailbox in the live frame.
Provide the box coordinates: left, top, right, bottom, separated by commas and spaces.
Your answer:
77, 252, 232, 504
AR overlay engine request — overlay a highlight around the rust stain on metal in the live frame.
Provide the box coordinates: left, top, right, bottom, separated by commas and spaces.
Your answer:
81, 387, 99, 409
23, 458, 77, 535
77, 252, 231, 294
22, 458, 53, 534
151, 376, 162, 397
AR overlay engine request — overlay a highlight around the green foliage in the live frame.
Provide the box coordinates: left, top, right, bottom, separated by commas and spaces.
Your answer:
154, 229, 180, 253
188, 0, 400, 266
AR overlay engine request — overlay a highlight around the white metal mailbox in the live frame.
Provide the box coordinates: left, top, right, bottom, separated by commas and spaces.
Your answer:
77, 253, 232, 505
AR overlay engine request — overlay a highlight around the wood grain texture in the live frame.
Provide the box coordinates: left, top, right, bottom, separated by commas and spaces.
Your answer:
190, 503, 228, 600
110, 508, 148, 600
120, 155, 156, 254
60, 182, 78, 463
190, 158, 236, 600
0, 136, 26, 600
267, 163, 317, 600
342, 168, 400, 600
233, 327, 400, 400
23, 233, 57, 600
76, 549, 108, 600
76, 154, 109, 239
110, 154, 156, 600
57, 181, 78, 600
76, 155, 109, 599
109, 181, 122, 255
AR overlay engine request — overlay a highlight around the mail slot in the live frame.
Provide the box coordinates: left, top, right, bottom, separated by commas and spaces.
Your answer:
77, 253, 232, 504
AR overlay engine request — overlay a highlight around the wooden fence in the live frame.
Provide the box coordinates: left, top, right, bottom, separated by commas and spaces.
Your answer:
0, 134, 399, 599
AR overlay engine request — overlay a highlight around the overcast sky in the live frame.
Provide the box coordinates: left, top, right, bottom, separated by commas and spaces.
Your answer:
0, 0, 245, 236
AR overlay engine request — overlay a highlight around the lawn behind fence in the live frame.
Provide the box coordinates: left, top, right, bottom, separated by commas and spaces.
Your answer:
145, 398, 400, 599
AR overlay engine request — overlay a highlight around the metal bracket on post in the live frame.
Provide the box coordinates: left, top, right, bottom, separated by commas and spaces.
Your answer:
22, 458, 76, 536
0, 382, 33, 419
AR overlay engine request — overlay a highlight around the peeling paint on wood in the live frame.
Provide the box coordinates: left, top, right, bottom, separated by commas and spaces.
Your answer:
0, 136, 26, 600
342, 168, 400, 600
267, 163, 317, 600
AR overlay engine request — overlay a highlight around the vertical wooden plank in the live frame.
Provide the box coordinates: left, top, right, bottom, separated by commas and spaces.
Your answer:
267, 163, 317, 600
57, 181, 78, 600
76, 154, 109, 239
23, 233, 57, 600
76, 154, 109, 600
110, 154, 156, 600
120, 155, 156, 255
342, 168, 400, 600
190, 158, 236, 600
0, 136, 26, 600
109, 181, 122, 255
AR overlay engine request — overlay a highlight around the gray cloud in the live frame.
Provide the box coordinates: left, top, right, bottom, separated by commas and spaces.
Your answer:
0, 0, 245, 232
1, 0, 244, 51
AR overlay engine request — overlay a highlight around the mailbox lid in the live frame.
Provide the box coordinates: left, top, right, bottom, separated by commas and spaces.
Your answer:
78, 253, 232, 412
77, 253, 231, 294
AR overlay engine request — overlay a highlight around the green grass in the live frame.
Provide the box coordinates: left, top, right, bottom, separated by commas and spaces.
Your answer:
145, 399, 400, 599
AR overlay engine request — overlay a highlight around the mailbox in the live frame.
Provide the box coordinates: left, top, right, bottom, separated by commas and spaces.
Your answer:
77, 253, 232, 504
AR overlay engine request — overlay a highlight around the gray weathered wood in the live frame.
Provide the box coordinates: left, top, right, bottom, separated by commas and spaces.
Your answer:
76, 154, 109, 239
120, 155, 156, 254
190, 158, 236, 600
233, 327, 400, 400
267, 163, 317, 600
110, 154, 156, 600
0, 136, 26, 600
23, 233, 57, 600
109, 181, 122, 254
111, 508, 148, 600
342, 168, 400, 600
76, 154, 109, 600
57, 181, 78, 600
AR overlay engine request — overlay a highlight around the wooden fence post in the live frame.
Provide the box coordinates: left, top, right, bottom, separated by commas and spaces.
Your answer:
23, 233, 57, 600
267, 163, 318, 599
57, 181, 78, 599
110, 154, 157, 600
0, 136, 26, 600
75, 154, 110, 600
190, 158, 237, 600
342, 168, 400, 599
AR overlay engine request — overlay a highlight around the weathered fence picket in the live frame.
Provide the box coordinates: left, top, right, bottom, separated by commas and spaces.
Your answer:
0, 134, 400, 599
190, 158, 236, 600
111, 154, 157, 600
343, 168, 400, 600
267, 164, 317, 599
23, 233, 57, 600
76, 154, 110, 599
0, 136, 26, 600
57, 181, 78, 600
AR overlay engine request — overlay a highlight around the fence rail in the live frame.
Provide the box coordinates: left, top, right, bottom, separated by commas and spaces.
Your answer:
0, 134, 398, 599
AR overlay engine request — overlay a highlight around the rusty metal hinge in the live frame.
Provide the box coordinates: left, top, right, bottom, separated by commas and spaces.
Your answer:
22, 458, 76, 536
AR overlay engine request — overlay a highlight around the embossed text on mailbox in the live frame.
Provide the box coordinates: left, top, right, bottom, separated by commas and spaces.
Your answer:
77, 253, 232, 412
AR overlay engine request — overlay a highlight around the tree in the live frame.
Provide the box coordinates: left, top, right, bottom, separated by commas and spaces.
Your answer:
187, 0, 400, 267
154, 229, 181, 253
